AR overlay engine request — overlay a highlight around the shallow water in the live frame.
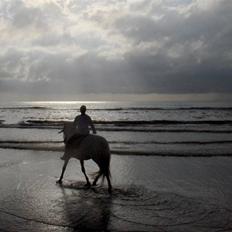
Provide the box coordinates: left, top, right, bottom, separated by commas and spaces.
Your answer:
0, 149, 232, 231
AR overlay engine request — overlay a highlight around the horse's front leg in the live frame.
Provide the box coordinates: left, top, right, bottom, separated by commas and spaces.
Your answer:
80, 160, 91, 187
57, 159, 69, 184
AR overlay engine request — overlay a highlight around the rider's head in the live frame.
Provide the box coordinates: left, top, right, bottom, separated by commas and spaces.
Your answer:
80, 105, 87, 114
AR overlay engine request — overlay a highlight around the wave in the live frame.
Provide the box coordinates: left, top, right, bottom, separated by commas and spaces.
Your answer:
111, 150, 232, 157
0, 143, 231, 157
71, 107, 232, 111
125, 107, 232, 111
22, 119, 232, 125
1, 123, 232, 133
1, 106, 232, 111
110, 140, 232, 145
0, 140, 61, 144
101, 120, 232, 125
0, 106, 52, 110
0, 127, 232, 133
94, 106, 232, 111
1, 139, 232, 145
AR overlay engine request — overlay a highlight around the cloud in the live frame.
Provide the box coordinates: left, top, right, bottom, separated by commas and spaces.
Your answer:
0, 0, 232, 100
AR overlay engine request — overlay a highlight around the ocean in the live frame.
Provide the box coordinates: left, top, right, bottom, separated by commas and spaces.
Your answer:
0, 100, 232, 156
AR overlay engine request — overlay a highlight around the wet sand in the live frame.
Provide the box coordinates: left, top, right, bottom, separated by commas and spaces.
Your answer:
0, 148, 232, 231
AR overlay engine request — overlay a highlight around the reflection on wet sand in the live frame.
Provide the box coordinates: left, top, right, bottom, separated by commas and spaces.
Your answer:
57, 181, 232, 232
0, 180, 231, 231
59, 181, 112, 231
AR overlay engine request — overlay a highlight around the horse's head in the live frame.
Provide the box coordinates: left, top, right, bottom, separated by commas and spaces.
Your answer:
63, 122, 74, 144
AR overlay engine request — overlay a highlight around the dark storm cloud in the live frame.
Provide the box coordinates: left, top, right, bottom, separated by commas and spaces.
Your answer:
0, 0, 232, 99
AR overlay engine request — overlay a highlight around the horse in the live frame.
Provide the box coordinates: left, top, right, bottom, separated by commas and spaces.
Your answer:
56, 122, 112, 193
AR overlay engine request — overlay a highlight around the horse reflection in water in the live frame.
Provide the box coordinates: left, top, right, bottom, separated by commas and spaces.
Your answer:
57, 122, 112, 193
60, 182, 112, 231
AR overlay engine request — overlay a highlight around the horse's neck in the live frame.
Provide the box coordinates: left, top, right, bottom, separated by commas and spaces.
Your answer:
64, 122, 75, 140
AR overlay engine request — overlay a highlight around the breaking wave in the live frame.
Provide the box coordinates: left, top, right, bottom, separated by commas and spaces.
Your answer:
0, 119, 231, 134
18, 119, 232, 125
0, 139, 232, 157
1, 106, 232, 111
1, 119, 232, 133
0, 106, 52, 110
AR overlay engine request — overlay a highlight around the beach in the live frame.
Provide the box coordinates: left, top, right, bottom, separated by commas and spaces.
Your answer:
0, 148, 232, 231
0, 101, 232, 231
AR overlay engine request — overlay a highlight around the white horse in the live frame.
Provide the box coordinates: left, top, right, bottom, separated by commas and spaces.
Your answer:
57, 122, 112, 193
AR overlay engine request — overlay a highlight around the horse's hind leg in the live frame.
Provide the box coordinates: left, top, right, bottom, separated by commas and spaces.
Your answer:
57, 159, 69, 184
80, 160, 91, 187
92, 171, 101, 186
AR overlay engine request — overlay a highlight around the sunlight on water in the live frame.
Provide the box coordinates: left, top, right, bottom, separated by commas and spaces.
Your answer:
21, 101, 109, 105
0, 101, 232, 156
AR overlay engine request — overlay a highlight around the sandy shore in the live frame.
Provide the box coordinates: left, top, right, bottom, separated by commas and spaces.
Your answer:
0, 148, 232, 231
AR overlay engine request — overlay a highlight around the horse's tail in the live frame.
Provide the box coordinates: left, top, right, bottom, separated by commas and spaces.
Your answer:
92, 148, 111, 183
101, 150, 111, 179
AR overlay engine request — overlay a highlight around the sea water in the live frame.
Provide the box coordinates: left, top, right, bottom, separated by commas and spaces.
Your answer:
0, 101, 232, 156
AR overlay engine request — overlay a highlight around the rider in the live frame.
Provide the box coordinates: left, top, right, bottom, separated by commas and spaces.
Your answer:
61, 105, 96, 160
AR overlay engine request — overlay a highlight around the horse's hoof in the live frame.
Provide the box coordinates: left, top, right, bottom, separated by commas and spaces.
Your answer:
56, 180, 62, 184
84, 183, 91, 188
108, 188, 112, 194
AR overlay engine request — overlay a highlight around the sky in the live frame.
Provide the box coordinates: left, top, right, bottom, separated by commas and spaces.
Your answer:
0, 0, 232, 101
